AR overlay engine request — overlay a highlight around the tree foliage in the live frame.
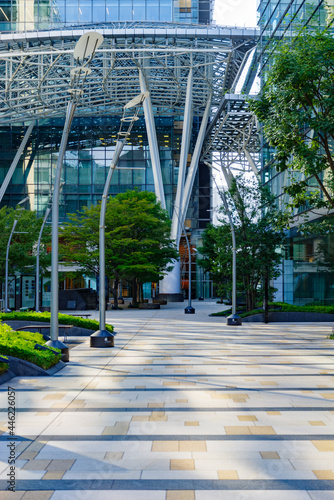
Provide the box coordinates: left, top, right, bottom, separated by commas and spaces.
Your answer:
198, 177, 284, 311
60, 190, 178, 304
249, 28, 334, 228
0, 206, 50, 282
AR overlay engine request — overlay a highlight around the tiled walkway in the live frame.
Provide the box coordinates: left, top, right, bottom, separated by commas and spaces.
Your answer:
1, 300, 334, 499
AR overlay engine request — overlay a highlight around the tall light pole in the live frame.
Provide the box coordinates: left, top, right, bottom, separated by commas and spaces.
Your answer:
183, 228, 195, 314
91, 92, 148, 347
47, 32, 103, 360
205, 162, 242, 326
35, 205, 51, 313
4, 197, 29, 313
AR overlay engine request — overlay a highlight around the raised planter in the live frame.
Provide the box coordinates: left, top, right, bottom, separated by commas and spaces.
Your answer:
4, 320, 96, 337
138, 303, 160, 309
0, 355, 65, 378
242, 311, 334, 323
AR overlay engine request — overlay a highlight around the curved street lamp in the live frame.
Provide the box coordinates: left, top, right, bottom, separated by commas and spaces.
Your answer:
90, 92, 148, 347
47, 32, 104, 360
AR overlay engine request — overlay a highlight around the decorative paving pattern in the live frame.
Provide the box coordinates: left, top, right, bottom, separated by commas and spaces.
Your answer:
0, 301, 334, 499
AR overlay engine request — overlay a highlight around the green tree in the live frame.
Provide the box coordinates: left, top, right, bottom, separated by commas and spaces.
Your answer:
60, 190, 178, 305
249, 28, 334, 230
198, 177, 284, 311
0, 206, 51, 286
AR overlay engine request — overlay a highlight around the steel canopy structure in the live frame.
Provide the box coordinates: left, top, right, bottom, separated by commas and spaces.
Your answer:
0, 22, 260, 298
0, 23, 258, 125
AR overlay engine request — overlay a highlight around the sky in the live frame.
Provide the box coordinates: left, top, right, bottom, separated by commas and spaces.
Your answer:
213, 0, 258, 28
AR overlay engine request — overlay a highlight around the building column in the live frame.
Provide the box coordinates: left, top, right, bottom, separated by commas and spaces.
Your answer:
171, 67, 193, 242
139, 68, 166, 209
0, 120, 35, 203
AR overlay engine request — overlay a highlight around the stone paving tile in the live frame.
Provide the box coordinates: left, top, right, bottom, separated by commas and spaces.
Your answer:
0, 304, 333, 498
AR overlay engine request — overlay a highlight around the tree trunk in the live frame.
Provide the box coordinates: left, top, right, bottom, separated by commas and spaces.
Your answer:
110, 277, 119, 310
132, 278, 138, 306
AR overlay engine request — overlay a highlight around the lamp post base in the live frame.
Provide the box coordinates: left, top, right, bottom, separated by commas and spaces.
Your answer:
226, 314, 242, 326
185, 306, 195, 314
46, 339, 69, 362
4, 308, 11, 313
90, 330, 115, 348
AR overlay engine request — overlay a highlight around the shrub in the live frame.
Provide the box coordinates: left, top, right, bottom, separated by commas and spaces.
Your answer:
212, 302, 334, 318
0, 361, 8, 375
0, 311, 114, 333
0, 321, 61, 370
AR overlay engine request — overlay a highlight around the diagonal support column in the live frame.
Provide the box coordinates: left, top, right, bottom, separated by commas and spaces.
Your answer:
0, 120, 35, 203
171, 67, 193, 242
243, 148, 259, 178
139, 69, 166, 209
179, 93, 212, 246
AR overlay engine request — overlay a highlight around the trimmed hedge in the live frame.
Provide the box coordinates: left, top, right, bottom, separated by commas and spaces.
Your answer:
0, 321, 61, 370
212, 302, 334, 318
0, 360, 9, 375
0, 311, 114, 333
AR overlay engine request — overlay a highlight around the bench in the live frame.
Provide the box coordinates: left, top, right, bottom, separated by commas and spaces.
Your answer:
15, 324, 73, 342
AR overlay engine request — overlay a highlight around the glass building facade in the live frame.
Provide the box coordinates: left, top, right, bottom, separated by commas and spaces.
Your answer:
257, 0, 334, 305
0, 1, 215, 306
0, 0, 213, 31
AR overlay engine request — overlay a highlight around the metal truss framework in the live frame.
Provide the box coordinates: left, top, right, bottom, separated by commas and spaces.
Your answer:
202, 93, 261, 187
0, 23, 258, 124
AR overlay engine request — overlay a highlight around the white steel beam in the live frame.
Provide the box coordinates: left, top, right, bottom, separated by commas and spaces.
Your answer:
0, 120, 35, 203
179, 93, 212, 245
139, 68, 166, 209
243, 148, 259, 177
171, 67, 193, 242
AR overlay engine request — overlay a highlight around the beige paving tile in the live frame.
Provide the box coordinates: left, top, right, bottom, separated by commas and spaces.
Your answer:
148, 403, 164, 408
218, 470, 239, 479
260, 451, 280, 459
312, 440, 334, 451
260, 381, 278, 386
224, 426, 251, 435
1, 493, 24, 500
266, 411, 281, 415
238, 415, 258, 422
47, 459, 75, 471
150, 411, 167, 421
22, 492, 53, 500
309, 421, 326, 426
313, 470, 334, 479
42, 393, 66, 400
22, 459, 51, 470
176, 399, 188, 403
105, 452, 124, 461
185, 421, 199, 426
166, 491, 195, 500
131, 416, 150, 422
320, 393, 334, 399
250, 426, 276, 435
170, 459, 195, 470
179, 441, 207, 452
152, 441, 179, 452
42, 471, 65, 479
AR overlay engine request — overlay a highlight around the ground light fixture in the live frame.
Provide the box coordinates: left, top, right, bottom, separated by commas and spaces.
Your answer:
47, 31, 104, 361
90, 92, 148, 348
204, 161, 242, 326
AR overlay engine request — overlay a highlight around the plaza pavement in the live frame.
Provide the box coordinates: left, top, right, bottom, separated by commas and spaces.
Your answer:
0, 300, 334, 499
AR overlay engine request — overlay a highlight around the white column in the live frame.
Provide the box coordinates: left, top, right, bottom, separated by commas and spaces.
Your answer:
0, 121, 35, 203
179, 94, 212, 244
139, 69, 166, 209
159, 259, 181, 295
243, 148, 259, 178
171, 67, 193, 242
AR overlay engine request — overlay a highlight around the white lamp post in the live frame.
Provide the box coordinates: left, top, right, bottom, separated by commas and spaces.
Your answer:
47, 32, 103, 360
4, 197, 29, 312
90, 92, 148, 347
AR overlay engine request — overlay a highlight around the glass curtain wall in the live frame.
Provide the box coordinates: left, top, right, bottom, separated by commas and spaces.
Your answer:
0, 0, 212, 31
257, 0, 334, 305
